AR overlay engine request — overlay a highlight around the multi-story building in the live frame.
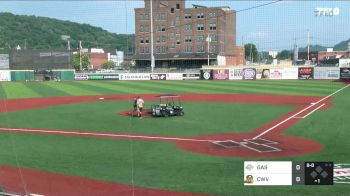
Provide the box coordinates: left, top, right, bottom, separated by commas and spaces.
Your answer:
134, 0, 243, 68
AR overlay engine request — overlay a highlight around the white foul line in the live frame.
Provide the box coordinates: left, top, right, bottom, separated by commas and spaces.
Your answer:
0, 127, 214, 143
298, 103, 325, 119
253, 84, 350, 140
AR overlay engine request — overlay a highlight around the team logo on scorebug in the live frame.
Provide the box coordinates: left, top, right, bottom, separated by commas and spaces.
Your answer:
334, 163, 350, 184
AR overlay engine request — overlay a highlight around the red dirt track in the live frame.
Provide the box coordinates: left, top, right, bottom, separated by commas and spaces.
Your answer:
0, 165, 205, 196
0, 93, 336, 195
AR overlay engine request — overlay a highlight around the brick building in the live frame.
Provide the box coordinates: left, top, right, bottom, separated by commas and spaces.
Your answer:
298, 50, 350, 64
134, 0, 243, 68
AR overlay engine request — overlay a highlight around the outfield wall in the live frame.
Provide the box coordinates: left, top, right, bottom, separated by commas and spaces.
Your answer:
201, 67, 350, 81
0, 69, 75, 82
74, 73, 201, 81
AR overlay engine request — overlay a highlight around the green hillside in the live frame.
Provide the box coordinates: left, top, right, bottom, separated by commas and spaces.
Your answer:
0, 12, 134, 52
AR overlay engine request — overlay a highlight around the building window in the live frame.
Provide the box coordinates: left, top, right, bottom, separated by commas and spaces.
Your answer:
185, 13, 192, 19
209, 12, 217, 18
139, 14, 144, 20
197, 45, 205, 53
184, 36, 192, 43
156, 25, 161, 32
176, 4, 180, 9
210, 34, 217, 42
209, 23, 217, 30
156, 46, 161, 54
170, 43, 175, 48
156, 36, 160, 43
184, 46, 192, 53
176, 28, 180, 35
145, 25, 149, 32
145, 36, 149, 43
185, 23, 192, 31
140, 47, 144, 53
209, 45, 217, 53
170, 32, 175, 39
197, 13, 204, 18
170, 20, 175, 27
171, 8, 175, 13
145, 47, 150, 53
197, 24, 204, 31
156, 14, 161, 20
162, 35, 166, 42
145, 14, 149, 20
162, 46, 167, 54
140, 37, 144, 44
197, 35, 205, 42
161, 13, 166, 20
139, 25, 144, 32
175, 16, 180, 24
176, 40, 181, 45
161, 24, 166, 31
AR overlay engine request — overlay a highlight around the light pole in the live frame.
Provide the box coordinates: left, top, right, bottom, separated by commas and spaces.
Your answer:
206, 34, 211, 66
150, 0, 155, 72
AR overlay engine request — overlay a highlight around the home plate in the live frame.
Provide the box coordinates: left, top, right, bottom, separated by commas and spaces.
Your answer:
311, 102, 316, 105
99, 97, 105, 100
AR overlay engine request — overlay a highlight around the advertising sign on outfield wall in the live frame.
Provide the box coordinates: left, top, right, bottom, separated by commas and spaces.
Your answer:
183, 73, 200, 80
340, 68, 350, 80
269, 68, 283, 80
0, 70, 11, 81
229, 68, 243, 80
256, 69, 270, 80
201, 70, 213, 80
282, 68, 299, 79
150, 74, 166, 80
213, 69, 229, 80
243, 68, 256, 80
298, 67, 314, 80
75, 74, 88, 80
166, 73, 183, 80
120, 73, 150, 81
314, 67, 340, 80
102, 75, 120, 80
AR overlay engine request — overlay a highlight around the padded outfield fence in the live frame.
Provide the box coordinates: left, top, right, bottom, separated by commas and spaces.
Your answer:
1, 67, 350, 82
74, 66, 350, 81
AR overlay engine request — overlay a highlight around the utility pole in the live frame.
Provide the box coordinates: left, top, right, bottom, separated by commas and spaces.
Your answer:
307, 29, 310, 61
79, 40, 82, 70
207, 34, 211, 66
150, 0, 155, 72
24, 39, 27, 50
249, 43, 253, 63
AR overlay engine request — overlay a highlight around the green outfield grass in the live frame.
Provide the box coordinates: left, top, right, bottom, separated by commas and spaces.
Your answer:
0, 101, 295, 137
0, 80, 344, 99
0, 80, 349, 196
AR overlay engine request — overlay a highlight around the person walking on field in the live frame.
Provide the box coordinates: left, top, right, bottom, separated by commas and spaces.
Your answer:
133, 97, 138, 116
136, 96, 145, 118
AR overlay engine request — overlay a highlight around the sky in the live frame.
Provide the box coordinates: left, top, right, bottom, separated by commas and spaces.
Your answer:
0, 0, 349, 51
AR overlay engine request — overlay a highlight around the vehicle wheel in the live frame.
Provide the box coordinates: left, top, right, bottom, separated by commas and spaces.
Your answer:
179, 111, 184, 116
163, 111, 169, 117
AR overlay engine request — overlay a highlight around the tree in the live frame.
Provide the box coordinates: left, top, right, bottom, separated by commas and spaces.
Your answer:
72, 53, 89, 70
276, 50, 291, 60
101, 61, 116, 69
120, 61, 134, 68
244, 43, 259, 63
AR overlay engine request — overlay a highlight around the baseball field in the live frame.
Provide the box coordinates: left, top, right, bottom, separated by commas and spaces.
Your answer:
0, 80, 349, 195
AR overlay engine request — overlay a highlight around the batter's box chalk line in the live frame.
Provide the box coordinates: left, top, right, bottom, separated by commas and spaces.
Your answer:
212, 138, 281, 153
